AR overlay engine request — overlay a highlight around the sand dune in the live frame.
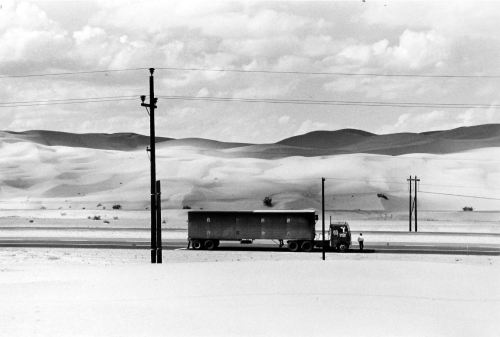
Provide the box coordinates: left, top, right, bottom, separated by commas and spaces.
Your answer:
0, 130, 171, 151
2, 124, 500, 211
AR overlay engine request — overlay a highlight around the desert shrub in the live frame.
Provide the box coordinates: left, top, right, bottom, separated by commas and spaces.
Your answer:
263, 196, 273, 207
103, 220, 110, 224
113, 216, 119, 220
40, 206, 46, 210
97, 203, 102, 207
87, 216, 91, 219
92, 215, 101, 220
29, 219, 34, 223
112, 204, 122, 210
182, 205, 191, 209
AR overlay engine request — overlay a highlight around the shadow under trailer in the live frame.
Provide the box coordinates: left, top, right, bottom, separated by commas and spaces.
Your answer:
188, 210, 351, 252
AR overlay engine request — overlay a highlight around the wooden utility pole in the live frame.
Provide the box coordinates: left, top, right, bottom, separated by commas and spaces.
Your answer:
322, 177, 326, 261
414, 176, 419, 232
407, 176, 420, 232
408, 175, 412, 232
141, 68, 158, 264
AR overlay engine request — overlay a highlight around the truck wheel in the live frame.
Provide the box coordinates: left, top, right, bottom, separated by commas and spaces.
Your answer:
301, 241, 313, 252
214, 240, 220, 248
288, 241, 300, 252
338, 244, 347, 252
204, 239, 216, 250
192, 240, 202, 250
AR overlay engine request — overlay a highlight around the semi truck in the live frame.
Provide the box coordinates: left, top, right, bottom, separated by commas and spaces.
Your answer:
187, 210, 351, 252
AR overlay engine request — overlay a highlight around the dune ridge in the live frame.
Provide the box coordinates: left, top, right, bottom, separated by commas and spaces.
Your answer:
2, 124, 500, 211
5, 124, 500, 158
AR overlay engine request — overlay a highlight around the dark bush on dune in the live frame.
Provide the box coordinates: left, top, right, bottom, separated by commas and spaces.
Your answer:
263, 196, 273, 207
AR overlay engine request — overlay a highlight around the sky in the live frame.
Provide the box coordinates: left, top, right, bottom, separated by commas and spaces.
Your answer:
1, 0, 500, 143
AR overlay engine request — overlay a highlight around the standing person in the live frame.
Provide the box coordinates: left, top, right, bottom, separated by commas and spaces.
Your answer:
357, 233, 364, 251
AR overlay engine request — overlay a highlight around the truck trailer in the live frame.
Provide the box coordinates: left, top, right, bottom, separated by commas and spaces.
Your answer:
187, 210, 351, 252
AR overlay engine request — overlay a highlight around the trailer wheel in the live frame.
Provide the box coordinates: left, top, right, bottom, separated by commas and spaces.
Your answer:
214, 240, 220, 248
204, 239, 216, 250
338, 244, 348, 252
301, 241, 314, 252
288, 241, 300, 252
192, 240, 203, 250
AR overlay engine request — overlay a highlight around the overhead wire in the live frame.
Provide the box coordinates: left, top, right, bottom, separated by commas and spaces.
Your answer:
158, 95, 500, 110
156, 66, 500, 79
2, 66, 500, 79
0, 67, 148, 79
419, 191, 500, 201
1, 94, 498, 109
0, 95, 141, 107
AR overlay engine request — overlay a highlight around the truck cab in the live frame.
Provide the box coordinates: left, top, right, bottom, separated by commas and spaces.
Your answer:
330, 222, 351, 252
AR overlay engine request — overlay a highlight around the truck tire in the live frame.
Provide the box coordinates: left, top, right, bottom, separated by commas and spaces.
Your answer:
204, 239, 216, 250
192, 240, 203, 250
338, 244, 347, 252
288, 241, 300, 252
301, 241, 314, 252
214, 240, 220, 248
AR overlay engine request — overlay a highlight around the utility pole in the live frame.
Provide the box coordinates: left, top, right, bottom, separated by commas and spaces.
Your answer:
414, 176, 419, 232
322, 177, 326, 261
141, 68, 158, 264
407, 176, 420, 232
156, 180, 162, 263
408, 175, 412, 232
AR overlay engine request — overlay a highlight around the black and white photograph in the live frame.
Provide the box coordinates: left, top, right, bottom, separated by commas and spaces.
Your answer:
0, 0, 499, 336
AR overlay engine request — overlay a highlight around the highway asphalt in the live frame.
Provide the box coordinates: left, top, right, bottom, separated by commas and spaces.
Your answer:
1, 238, 499, 256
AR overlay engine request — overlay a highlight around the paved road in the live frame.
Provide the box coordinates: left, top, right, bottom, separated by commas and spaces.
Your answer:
1, 238, 499, 256
3, 227, 499, 236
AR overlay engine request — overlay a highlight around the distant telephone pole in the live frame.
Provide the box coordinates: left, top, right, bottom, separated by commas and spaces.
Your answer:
141, 68, 161, 264
407, 176, 420, 232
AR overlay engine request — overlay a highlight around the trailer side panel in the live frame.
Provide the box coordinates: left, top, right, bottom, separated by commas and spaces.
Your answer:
188, 211, 315, 241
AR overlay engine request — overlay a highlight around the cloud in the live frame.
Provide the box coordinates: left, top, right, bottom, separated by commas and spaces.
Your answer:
295, 120, 328, 135
278, 115, 290, 125
1, 1, 499, 143
336, 29, 450, 70
382, 107, 500, 134
0, 2, 72, 70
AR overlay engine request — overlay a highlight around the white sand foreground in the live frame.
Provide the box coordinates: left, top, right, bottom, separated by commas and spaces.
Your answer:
0, 248, 498, 337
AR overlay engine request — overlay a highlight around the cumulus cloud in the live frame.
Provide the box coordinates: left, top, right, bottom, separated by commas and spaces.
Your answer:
337, 29, 449, 70
1, 1, 500, 142
383, 107, 500, 134
295, 120, 329, 136
278, 115, 291, 125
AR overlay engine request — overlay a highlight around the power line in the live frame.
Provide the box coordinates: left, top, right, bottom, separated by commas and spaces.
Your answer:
419, 190, 500, 201
0, 95, 139, 107
158, 95, 500, 110
2, 94, 499, 109
156, 66, 500, 79
2, 66, 500, 80
0, 68, 148, 79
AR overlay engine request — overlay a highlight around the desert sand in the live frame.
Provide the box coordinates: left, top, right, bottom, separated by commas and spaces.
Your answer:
0, 248, 498, 337
3, 125, 500, 212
